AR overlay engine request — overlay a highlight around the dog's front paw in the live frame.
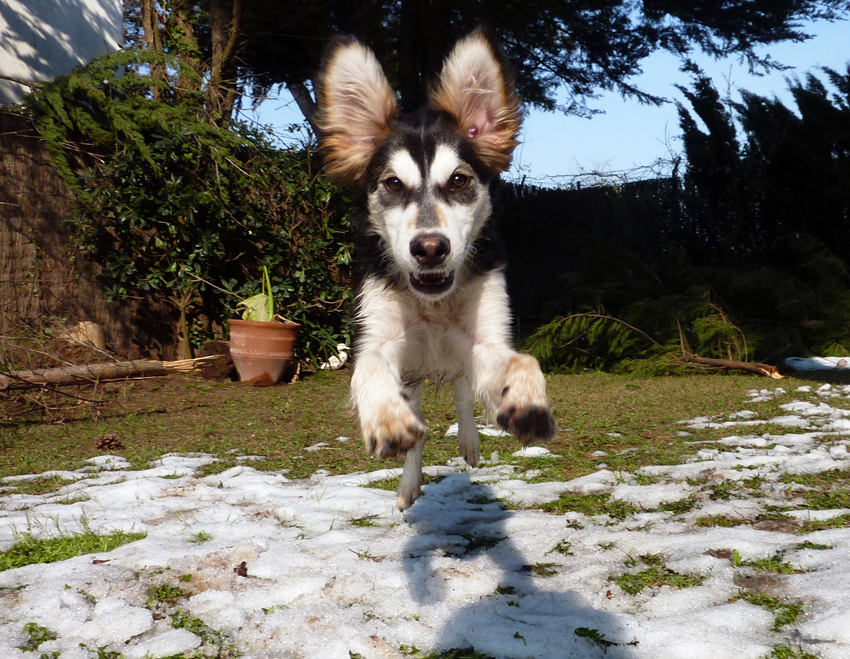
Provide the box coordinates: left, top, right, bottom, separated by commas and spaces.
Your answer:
495, 354, 556, 445
361, 399, 425, 458
397, 477, 423, 511
497, 403, 555, 445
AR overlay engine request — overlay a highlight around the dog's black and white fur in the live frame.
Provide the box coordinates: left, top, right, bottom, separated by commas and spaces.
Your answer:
317, 29, 555, 510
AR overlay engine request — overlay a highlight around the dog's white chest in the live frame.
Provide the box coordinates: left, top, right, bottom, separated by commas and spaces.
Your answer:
402, 306, 473, 384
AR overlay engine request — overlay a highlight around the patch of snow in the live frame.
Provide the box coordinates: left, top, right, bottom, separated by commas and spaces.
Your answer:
610, 482, 693, 508
512, 446, 557, 458
84, 455, 131, 470
786, 356, 850, 371
446, 422, 511, 438
4, 388, 850, 658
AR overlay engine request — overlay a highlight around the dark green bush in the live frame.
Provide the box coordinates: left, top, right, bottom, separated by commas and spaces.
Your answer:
25, 50, 353, 362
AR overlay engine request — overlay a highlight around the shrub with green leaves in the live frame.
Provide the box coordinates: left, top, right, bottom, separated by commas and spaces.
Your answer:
525, 236, 850, 373
25, 50, 353, 363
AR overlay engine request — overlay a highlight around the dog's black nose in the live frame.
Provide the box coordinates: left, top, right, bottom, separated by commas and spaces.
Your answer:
410, 234, 450, 267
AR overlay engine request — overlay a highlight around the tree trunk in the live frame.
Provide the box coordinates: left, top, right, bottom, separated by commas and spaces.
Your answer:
208, 0, 243, 124
287, 80, 318, 132
140, 0, 166, 98
168, 0, 201, 96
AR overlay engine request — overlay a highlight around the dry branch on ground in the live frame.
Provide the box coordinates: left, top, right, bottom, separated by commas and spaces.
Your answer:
0, 356, 222, 390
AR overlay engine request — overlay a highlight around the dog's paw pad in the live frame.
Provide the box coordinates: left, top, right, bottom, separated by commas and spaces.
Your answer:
498, 405, 555, 444
362, 401, 425, 458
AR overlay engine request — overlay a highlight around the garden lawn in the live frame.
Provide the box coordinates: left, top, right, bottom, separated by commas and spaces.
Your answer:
2, 371, 850, 658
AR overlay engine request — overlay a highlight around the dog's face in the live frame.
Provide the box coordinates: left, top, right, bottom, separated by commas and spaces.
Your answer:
317, 30, 521, 300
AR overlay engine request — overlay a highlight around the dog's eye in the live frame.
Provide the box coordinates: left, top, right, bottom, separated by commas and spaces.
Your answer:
384, 177, 403, 192
450, 173, 470, 191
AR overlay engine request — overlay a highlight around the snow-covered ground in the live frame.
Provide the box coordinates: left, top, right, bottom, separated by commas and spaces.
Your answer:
3, 379, 850, 658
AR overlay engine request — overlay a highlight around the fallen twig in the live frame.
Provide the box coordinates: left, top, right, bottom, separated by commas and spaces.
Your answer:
677, 354, 784, 379
0, 356, 223, 390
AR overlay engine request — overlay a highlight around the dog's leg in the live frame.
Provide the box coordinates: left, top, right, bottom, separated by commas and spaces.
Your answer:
453, 377, 480, 467
398, 440, 425, 510
475, 349, 555, 445
469, 270, 556, 445
397, 386, 425, 510
351, 351, 425, 458
494, 353, 556, 444
351, 278, 426, 458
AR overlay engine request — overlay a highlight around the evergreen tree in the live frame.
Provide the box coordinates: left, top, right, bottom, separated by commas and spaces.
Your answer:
735, 65, 850, 260
674, 66, 762, 262
123, 0, 850, 124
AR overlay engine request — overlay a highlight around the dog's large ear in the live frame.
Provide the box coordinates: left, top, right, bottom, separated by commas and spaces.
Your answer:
430, 29, 521, 173
316, 37, 398, 185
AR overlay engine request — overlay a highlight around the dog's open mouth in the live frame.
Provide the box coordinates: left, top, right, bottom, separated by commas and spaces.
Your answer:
409, 271, 455, 295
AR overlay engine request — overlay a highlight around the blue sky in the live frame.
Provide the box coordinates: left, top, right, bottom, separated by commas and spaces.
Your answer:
248, 17, 850, 186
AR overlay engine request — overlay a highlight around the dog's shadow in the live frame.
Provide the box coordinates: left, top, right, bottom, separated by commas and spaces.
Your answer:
402, 472, 637, 658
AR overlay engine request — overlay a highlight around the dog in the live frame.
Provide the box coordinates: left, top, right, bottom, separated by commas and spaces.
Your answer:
316, 28, 555, 510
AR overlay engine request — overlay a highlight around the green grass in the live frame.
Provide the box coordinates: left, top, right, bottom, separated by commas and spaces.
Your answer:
766, 646, 818, 659
398, 650, 496, 659
365, 473, 443, 492
612, 554, 704, 594
656, 496, 699, 515
0, 529, 146, 572
171, 609, 238, 658
187, 531, 213, 543
695, 515, 748, 528
740, 552, 801, 575
19, 622, 57, 651
538, 492, 636, 520
546, 540, 574, 556
804, 490, 850, 510
522, 562, 560, 577
780, 469, 850, 489
780, 469, 850, 510
91, 649, 122, 659
613, 564, 705, 595
699, 480, 743, 501
795, 541, 832, 551
0, 371, 773, 483
631, 473, 660, 485
3, 370, 833, 659
2, 474, 78, 496
796, 513, 850, 534
349, 515, 380, 527
459, 534, 506, 555
756, 506, 796, 522
147, 583, 188, 607
734, 591, 804, 630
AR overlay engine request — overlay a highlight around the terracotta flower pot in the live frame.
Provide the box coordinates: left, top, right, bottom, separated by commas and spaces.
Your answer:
228, 319, 300, 385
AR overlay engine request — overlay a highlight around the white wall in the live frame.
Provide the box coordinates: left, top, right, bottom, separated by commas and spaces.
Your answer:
0, 0, 123, 104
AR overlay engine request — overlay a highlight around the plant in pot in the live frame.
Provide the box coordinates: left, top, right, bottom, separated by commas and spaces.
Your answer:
228, 267, 300, 385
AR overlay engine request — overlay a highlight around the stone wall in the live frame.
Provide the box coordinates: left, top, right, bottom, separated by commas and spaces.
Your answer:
0, 110, 173, 358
